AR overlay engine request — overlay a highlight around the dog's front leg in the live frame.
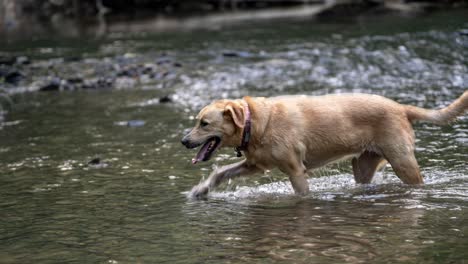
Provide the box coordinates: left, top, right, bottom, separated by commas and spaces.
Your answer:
278, 162, 310, 195
189, 160, 260, 199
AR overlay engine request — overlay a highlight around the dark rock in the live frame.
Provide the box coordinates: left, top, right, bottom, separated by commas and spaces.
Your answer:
0, 56, 15, 66
82, 77, 114, 89
39, 78, 61, 91
67, 77, 84, 84
16, 56, 31, 65
173, 62, 183, 67
0, 68, 7, 78
457, 29, 468, 36
81, 81, 95, 89
88, 157, 109, 168
117, 66, 138, 77
142, 65, 155, 75
59, 79, 74, 91
64, 56, 82, 62
97, 78, 114, 89
88, 158, 101, 165
222, 51, 252, 58
5, 71, 24, 85
159, 95, 172, 103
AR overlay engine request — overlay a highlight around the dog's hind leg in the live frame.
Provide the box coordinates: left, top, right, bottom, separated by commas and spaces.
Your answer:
380, 137, 424, 184
189, 160, 261, 199
385, 153, 423, 184
352, 151, 387, 184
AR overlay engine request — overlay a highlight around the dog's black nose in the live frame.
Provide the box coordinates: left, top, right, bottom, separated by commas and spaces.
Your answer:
181, 137, 189, 147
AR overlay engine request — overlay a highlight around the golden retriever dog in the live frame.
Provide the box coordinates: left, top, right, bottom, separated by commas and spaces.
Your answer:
181, 92, 467, 198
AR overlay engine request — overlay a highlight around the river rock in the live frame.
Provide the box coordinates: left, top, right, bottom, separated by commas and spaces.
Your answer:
16, 56, 31, 65
88, 157, 109, 169
39, 78, 61, 91
88, 158, 101, 165
5, 71, 24, 85
159, 95, 172, 103
222, 51, 252, 58
67, 77, 84, 84
0, 56, 15, 66
457, 29, 468, 36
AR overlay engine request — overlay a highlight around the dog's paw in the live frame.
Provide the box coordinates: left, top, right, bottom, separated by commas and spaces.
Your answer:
187, 183, 210, 199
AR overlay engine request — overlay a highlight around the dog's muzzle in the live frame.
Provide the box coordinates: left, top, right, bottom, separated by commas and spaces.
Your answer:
181, 135, 196, 149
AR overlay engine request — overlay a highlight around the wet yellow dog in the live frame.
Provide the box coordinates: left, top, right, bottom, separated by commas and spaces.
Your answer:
181, 92, 467, 198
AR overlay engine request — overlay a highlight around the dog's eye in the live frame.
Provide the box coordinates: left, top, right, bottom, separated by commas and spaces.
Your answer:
200, 120, 209, 127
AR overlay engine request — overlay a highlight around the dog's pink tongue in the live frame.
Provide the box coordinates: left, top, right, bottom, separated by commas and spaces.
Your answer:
192, 141, 210, 164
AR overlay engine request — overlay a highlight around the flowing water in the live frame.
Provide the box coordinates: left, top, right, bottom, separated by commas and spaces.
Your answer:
1, 9, 467, 264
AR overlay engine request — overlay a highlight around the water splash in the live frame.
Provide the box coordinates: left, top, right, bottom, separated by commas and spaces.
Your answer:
208, 169, 468, 208
0, 87, 12, 127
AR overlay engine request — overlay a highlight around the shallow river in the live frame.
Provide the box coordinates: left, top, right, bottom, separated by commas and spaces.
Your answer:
1, 9, 467, 264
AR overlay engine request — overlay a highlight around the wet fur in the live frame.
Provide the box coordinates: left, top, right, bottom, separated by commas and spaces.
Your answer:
182, 92, 468, 198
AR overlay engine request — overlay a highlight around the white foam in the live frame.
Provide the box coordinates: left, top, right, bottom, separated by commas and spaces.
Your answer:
208, 170, 468, 206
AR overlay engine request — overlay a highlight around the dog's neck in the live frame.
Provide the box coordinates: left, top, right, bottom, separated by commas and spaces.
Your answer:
235, 100, 251, 157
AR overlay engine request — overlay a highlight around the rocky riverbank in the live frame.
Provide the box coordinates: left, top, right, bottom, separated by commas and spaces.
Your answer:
1, 5, 467, 125
4, 0, 468, 18
0, 52, 183, 98
2, 0, 467, 41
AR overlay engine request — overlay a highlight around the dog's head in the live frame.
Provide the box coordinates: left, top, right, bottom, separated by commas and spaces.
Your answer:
181, 99, 246, 164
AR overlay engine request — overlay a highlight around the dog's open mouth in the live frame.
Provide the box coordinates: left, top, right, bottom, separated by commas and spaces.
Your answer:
192, 137, 221, 164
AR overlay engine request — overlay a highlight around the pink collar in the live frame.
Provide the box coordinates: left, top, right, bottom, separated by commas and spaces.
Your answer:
235, 100, 251, 157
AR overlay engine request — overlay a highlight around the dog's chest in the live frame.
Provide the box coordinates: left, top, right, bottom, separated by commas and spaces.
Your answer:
245, 148, 275, 170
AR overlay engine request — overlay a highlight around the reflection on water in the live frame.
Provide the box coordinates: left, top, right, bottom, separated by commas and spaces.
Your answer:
0, 9, 467, 264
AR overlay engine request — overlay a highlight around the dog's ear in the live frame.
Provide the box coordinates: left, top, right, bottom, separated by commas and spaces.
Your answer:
224, 102, 245, 129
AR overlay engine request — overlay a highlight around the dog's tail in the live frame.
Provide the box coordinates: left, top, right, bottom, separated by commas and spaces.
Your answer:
405, 91, 468, 125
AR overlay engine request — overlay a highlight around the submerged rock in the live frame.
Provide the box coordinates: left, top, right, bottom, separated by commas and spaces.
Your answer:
457, 29, 468, 36
82, 77, 114, 90
159, 95, 173, 103
0, 56, 16, 66
0, 56, 30, 66
16, 56, 31, 65
88, 158, 101, 165
39, 78, 61, 91
88, 157, 109, 169
4, 71, 25, 85
67, 77, 84, 84
222, 51, 252, 58
2, 52, 182, 93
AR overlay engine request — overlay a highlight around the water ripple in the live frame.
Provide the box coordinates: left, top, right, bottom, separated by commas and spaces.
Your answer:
173, 30, 467, 110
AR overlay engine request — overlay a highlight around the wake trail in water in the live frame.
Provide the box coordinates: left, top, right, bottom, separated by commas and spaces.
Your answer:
209, 169, 468, 207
